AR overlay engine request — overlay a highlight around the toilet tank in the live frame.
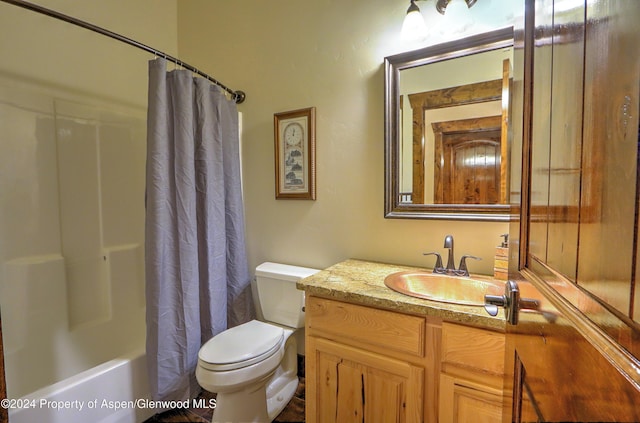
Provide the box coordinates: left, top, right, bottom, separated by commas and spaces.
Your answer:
255, 262, 319, 329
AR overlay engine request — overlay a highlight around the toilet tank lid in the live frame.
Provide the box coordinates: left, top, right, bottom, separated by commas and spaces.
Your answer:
256, 262, 320, 282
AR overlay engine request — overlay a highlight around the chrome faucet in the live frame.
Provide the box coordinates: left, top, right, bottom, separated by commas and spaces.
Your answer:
423, 234, 481, 277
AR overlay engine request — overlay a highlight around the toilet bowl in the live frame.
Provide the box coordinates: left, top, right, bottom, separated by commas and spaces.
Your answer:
196, 262, 319, 423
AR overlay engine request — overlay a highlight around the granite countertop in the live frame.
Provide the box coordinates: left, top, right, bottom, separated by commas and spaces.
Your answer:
297, 258, 507, 332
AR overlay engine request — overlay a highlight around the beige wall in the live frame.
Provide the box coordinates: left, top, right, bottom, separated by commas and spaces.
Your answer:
178, 1, 522, 275
0, 0, 178, 107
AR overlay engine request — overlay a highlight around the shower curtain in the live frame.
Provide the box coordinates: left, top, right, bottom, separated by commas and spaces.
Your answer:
145, 58, 253, 401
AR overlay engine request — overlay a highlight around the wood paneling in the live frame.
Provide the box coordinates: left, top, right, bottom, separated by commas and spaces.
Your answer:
545, 0, 584, 281
527, 0, 553, 265
576, 0, 639, 317
525, 0, 640, 322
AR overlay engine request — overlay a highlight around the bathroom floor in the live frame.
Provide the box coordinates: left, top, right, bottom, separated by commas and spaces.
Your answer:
143, 356, 305, 423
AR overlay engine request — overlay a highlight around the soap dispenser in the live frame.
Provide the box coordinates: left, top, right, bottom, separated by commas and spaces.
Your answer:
494, 234, 509, 280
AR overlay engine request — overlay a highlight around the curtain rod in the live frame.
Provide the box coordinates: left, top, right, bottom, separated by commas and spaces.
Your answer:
0, 0, 246, 104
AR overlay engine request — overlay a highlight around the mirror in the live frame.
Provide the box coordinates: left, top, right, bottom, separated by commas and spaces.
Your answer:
385, 28, 514, 221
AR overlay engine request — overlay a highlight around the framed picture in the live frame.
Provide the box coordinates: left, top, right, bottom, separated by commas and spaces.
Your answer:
274, 107, 316, 200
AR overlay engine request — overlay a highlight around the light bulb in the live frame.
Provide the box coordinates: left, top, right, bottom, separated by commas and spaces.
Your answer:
401, 1, 428, 41
441, 0, 474, 33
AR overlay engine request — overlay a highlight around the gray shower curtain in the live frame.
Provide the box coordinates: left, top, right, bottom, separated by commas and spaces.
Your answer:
145, 58, 254, 401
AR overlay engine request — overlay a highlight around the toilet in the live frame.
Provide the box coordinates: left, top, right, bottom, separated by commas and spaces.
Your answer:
196, 262, 319, 423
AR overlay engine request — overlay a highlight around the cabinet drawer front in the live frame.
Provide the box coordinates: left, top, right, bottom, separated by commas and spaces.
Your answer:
442, 322, 505, 375
306, 296, 425, 357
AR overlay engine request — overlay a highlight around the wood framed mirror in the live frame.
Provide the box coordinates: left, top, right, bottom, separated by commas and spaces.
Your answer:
384, 27, 515, 221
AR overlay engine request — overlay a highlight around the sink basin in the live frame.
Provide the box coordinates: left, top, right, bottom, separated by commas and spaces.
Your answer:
384, 271, 504, 306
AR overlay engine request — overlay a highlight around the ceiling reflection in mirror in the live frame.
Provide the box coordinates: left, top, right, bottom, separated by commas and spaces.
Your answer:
384, 28, 515, 221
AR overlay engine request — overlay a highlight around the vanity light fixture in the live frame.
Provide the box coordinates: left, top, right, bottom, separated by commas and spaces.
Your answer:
401, 0, 477, 40
435, 0, 477, 15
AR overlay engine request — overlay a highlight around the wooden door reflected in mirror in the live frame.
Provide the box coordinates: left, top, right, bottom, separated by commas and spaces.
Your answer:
433, 115, 502, 204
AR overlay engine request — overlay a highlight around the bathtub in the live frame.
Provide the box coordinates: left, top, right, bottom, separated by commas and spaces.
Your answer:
0, 57, 153, 423
9, 350, 156, 423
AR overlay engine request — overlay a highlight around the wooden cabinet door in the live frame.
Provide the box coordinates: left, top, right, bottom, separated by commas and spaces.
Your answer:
307, 336, 424, 423
439, 374, 502, 423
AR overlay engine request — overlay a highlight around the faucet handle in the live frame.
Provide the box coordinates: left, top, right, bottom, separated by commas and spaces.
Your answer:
457, 255, 482, 276
423, 252, 444, 273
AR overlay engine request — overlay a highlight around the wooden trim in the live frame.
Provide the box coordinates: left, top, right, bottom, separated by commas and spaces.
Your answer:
305, 333, 318, 422
517, 0, 536, 270
426, 320, 443, 423
529, 204, 580, 223
512, 353, 525, 423
500, 58, 511, 204
430, 116, 501, 133
408, 79, 503, 111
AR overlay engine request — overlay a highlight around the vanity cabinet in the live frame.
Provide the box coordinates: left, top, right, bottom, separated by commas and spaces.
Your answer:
438, 323, 505, 423
304, 294, 506, 423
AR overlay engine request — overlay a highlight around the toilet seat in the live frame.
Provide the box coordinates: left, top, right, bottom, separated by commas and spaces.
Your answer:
198, 320, 284, 372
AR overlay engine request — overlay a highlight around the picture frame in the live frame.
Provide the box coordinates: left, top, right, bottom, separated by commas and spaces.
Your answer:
274, 107, 316, 200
